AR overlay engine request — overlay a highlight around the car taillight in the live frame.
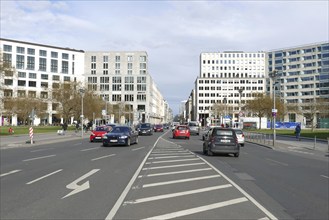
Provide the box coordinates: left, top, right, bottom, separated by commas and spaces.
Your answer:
242, 134, 244, 138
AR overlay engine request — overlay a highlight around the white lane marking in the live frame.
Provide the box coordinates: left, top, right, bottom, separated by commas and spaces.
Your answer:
62, 169, 100, 199
150, 152, 192, 156
91, 154, 116, 161
288, 149, 313, 155
266, 158, 289, 166
0, 169, 22, 177
142, 197, 248, 220
145, 158, 199, 164
152, 150, 187, 153
74, 143, 82, 146
142, 162, 205, 170
30, 148, 54, 152
138, 168, 212, 178
321, 175, 329, 179
148, 155, 195, 159
81, 147, 99, 152
23, 155, 56, 162
105, 132, 167, 220
258, 217, 270, 220
26, 169, 63, 185
132, 147, 145, 151
197, 156, 278, 220
125, 184, 232, 204
141, 175, 220, 188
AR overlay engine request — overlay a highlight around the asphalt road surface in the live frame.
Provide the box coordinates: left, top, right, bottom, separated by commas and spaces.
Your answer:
1, 130, 328, 219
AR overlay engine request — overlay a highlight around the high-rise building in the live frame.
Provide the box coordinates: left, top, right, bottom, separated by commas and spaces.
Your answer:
267, 42, 329, 127
195, 51, 267, 126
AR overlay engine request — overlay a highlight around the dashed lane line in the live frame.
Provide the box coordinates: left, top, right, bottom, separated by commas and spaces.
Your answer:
145, 158, 199, 164
265, 158, 289, 166
23, 155, 56, 162
150, 152, 192, 156
81, 147, 99, 152
142, 197, 248, 220
138, 168, 212, 178
321, 175, 329, 179
0, 169, 22, 177
91, 154, 116, 161
26, 169, 63, 185
132, 147, 145, 151
125, 184, 232, 204
148, 155, 195, 159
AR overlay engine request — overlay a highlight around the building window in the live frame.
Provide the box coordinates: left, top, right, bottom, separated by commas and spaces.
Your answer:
29, 72, 37, 79
17, 46, 25, 54
51, 51, 58, 58
113, 76, 122, 83
112, 94, 121, 101
100, 77, 109, 83
64, 76, 70, 81
127, 55, 133, 62
115, 63, 120, 69
27, 48, 35, 55
125, 84, 134, 91
52, 75, 60, 81
16, 55, 25, 69
91, 56, 96, 62
91, 63, 96, 69
112, 84, 121, 91
41, 82, 48, 88
4, 79, 13, 85
18, 72, 26, 78
62, 53, 69, 60
3, 53, 12, 66
18, 80, 26, 87
140, 63, 146, 69
91, 70, 96, 75
103, 56, 108, 62
62, 61, 69, 73
137, 84, 146, 91
27, 56, 35, 70
128, 63, 133, 69
51, 59, 58, 72
4, 44, 12, 52
103, 63, 108, 69
39, 50, 47, 57
88, 77, 97, 83
124, 94, 134, 101
28, 81, 37, 87
39, 58, 47, 71
41, 74, 48, 80
115, 56, 120, 62
137, 94, 146, 101
140, 56, 146, 62
137, 76, 146, 83
103, 70, 108, 75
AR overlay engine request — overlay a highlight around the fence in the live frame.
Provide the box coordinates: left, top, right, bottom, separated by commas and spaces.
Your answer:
244, 131, 273, 146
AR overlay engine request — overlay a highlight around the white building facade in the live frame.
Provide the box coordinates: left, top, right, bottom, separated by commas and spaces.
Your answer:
196, 51, 267, 127
0, 38, 85, 126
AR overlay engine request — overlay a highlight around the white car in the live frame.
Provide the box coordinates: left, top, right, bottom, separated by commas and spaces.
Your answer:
234, 129, 245, 147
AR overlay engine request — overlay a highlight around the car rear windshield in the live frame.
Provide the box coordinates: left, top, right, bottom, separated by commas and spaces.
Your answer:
177, 126, 187, 130
234, 130, 243, 134
140, 124, 151, 128
188, 122, 198, 126
215, 130, 234, 136
96, 127, 106, 131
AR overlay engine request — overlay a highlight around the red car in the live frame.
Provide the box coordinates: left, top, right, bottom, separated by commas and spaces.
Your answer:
90, 126, 113, 142
173, 125, 190, 139
153, 124, 164, 132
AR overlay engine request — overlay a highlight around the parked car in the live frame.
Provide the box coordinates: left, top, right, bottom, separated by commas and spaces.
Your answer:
137, 123, 153, 135
234, 129, 245, 147
203, 127, 240, 157
102, 126, 138, 146
90, 126, 113, 142
173, 125, 190, 139
188, 121, 200, 135
153, 124, 164, 132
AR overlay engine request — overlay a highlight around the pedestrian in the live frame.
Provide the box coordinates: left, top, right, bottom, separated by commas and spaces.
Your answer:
295, 124, 301, 141
8, 127, 14, 135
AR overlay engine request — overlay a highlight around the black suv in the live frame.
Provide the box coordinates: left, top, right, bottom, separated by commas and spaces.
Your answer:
137, 123, 153, 135
203, 127, 240, 157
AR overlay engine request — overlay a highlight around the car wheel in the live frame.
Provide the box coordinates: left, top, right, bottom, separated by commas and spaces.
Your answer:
234, 152, 240, 157
126, 138, 131, 146
241, 144, 244, 147
103, 144, 108, 147
207, 147, 213, 156
203, 146, 207, 155
135, 137, 139, 144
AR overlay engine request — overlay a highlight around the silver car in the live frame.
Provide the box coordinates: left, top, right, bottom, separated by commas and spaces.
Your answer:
234, 129, 245, 147
188, 121, 200, 135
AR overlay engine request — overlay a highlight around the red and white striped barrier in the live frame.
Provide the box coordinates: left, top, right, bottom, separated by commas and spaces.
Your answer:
29, 127, 33, 144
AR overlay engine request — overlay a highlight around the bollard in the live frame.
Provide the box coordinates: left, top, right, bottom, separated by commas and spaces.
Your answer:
314, 136, 316, 150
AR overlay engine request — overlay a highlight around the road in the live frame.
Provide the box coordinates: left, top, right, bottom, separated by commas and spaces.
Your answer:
0, 130, 328, 219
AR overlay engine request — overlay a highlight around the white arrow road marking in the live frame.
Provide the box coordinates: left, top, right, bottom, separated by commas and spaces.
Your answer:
62, 169, 100, 199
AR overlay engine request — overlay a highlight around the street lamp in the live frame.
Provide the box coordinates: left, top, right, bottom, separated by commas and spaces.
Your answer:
223, 97, 227, 126
238, 87, 244, 128
269, 70, 278, 147
79, 88, 85, 139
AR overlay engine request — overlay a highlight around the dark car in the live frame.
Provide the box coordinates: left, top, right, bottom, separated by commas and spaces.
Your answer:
102, 126, 138, 146
203, 127, 240, 157
138, 123, 153, 135
153, 124, 164, 132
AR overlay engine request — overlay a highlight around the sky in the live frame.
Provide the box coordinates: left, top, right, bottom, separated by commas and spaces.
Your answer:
1, 0, 328, 115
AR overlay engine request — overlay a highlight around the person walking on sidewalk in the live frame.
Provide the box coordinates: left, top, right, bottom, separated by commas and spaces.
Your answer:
295, 124, 301, 141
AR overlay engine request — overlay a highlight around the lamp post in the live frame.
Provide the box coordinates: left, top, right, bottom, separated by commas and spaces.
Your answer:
223, 97, 227, 126
238, 87, 244, 128
269, 70, 278, 147
79, 88, 85, 139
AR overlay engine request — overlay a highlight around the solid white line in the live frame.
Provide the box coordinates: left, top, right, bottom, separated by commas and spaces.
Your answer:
142, 162, 205, 170
91, 154, 116, 161
105, 132, 167, 220
142, 175, 220, 188
138, 168, 212, 178
23, 155, 56, 162
142, 197, 248, 220
320, 175, 329, 179
132, 147, 145, 151
0, 169, 22, 177
197, 156, 278, 220
30, 148, 54, 152
81, 147, 99, 152
125, 184, 232, 204
148, 155, 195, 159
266, 158, 289, 166
26, 169, 63, 185
145, 158, 199, 164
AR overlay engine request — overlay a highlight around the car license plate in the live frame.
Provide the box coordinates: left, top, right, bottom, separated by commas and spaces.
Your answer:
110, 140, 118, 142
221, 140, 230, 143
95, 137, 101, 139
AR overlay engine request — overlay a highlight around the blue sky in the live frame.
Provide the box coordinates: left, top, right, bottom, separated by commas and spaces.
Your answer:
1, 0, 328, 115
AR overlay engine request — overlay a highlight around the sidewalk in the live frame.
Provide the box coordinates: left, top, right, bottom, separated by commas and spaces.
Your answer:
245, 133, 329, 153
0, 131, 89, 150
